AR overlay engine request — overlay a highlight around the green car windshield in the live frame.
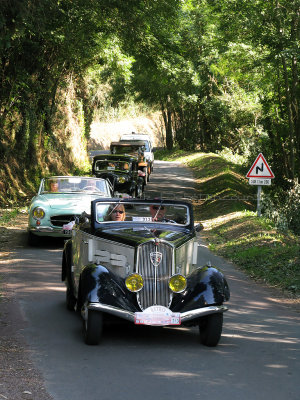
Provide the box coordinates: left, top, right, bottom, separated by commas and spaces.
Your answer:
41, 177, 109, 195
96, 201, 189, 226
111, 145, 143, 156
94, 160, 132, 172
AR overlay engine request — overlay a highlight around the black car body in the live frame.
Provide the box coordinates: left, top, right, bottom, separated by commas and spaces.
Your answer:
92, 154, 145, 197
62, 198, 230, 346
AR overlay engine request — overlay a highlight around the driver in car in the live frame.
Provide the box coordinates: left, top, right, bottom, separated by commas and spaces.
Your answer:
150, 204, 168, 222
150, 204, 180, 223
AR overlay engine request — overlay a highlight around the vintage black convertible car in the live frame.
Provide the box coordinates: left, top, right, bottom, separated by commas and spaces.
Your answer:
92, 154, 145, 197
62, 198, 230, 346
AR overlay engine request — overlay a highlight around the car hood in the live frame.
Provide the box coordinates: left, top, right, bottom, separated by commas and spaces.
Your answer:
94, 227, 194, 248
36, 194, 103, 211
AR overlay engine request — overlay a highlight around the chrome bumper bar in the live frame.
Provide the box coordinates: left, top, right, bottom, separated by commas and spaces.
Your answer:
29, 226, 55, 233
87, 302, 228, 323
28, 226, 71, 236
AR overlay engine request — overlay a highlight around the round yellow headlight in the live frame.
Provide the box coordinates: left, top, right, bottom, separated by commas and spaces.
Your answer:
169, 274, 187, 293
33, 207, 45, 220
118, 176, 126, 183
125, 273, 144, 292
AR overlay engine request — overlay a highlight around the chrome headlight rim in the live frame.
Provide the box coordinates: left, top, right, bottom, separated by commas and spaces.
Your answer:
169, 274, 187, 293
32, 206, 46, 220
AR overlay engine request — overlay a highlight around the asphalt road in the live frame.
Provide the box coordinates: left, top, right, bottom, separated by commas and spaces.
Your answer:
10, 160, 300, 400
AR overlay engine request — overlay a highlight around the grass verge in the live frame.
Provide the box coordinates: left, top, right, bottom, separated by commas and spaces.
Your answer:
155, 148, 300, 298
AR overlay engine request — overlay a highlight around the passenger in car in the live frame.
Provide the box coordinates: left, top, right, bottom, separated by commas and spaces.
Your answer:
107, 204, 126, 221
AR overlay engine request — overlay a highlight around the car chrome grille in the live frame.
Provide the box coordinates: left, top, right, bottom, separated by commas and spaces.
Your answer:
137, 241, 174, 310
50, 215, 78, 227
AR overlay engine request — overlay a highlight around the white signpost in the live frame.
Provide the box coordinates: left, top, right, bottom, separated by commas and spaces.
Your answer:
246, 153, 275, 216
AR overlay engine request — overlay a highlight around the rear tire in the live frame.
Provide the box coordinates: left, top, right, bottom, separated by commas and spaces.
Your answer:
83, 309, 103, 345
199, 313, 223, 347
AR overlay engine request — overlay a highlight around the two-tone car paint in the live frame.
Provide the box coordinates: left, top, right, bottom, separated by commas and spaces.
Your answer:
62, 199, 230, 346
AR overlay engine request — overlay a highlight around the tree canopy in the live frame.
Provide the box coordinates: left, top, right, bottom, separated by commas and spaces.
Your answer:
0, 0, 299, 193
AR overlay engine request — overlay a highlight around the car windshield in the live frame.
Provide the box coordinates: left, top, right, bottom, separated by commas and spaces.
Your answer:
111, 145, 142, 155
41, 177, 109, 195
96, 201, 189, 226
120, 140, 150, 151
94, 160, 132, 172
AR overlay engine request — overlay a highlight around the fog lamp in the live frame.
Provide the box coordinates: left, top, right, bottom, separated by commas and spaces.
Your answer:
125, 273, 144, 292
169, 274, 187, 293
33, 207, 45, 220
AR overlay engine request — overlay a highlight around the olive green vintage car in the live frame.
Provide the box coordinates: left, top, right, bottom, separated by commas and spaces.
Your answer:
92, 154, 145, 197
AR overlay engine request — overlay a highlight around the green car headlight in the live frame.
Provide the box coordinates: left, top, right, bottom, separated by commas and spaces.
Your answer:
125, 273, 144, 292
32, 207, 45, 220
169, 274, 187, 293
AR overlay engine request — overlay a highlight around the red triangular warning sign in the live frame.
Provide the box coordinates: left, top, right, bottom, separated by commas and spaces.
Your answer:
246, 153, 275, 178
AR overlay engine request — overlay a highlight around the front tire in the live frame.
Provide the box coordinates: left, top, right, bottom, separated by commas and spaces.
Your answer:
83, 309, 103, 345
199, 313, 223, 347
142, 167, 148, 185
66, 287, 76, 311
28, 231, 40, 246
63, 244, 76, 311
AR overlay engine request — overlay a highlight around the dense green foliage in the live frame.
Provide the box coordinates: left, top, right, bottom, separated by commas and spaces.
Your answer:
0, 0, 299, 208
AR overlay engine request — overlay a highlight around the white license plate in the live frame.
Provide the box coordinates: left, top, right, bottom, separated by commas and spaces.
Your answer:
134, 306, 181, 326
62, 221, 75, 235
62, 229, 72, 235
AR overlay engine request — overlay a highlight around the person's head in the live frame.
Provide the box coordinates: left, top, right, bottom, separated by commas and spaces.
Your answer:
109, 204, 126, 221
50, 180, 59, 192
150, 204, 166, 221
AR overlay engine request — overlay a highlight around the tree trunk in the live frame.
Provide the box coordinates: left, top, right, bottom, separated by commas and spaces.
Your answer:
161, 97, 173, 150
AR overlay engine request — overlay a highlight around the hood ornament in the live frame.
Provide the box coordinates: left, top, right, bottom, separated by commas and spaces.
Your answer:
150, 251, 162, 267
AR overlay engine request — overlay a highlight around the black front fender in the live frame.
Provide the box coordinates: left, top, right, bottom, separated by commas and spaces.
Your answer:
171, 266, 230, 313
80, 264, 140, 313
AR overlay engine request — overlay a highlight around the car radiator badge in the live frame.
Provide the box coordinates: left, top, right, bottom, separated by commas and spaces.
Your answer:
150, 251, 163, 267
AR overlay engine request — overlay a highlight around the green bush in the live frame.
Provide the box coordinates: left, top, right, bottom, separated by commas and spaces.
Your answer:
262, 180, 300, 235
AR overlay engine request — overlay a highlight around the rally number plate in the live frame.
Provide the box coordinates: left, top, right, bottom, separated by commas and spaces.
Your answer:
134, 306, 181, 326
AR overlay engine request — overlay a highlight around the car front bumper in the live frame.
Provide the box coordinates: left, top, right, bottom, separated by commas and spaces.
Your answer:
28, 226, 71, 238
85, 302, 228, 324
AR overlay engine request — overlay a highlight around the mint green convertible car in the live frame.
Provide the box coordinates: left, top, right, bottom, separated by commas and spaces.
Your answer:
27, 176, 112, 245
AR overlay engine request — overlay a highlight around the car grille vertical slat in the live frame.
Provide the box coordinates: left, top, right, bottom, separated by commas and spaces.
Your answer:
137, 241, 174, 310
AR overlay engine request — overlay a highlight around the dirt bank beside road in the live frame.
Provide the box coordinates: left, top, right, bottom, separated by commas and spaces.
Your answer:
0, 214, 53, 400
